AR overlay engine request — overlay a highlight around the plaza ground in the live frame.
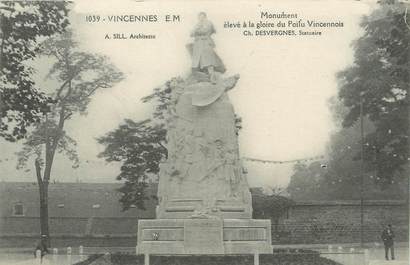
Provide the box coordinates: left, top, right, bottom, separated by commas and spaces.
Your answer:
0, 244, 408, 265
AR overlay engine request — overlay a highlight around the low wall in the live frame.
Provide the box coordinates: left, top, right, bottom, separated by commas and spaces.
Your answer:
0, 217, 138, 248
272, 200, 409, 244
0, 236, 137, 248
1, 200, 408, 247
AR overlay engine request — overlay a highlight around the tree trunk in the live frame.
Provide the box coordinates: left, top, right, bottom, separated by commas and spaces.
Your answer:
35, 159, 50, 249
0, 14, 5, 129
38, 108, 62, 248
0, 93, 3, 128
38, 180, 50, 248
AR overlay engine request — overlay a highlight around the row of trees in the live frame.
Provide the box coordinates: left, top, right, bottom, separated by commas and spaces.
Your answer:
289, 0, 409, 201
1, 2, 124, 247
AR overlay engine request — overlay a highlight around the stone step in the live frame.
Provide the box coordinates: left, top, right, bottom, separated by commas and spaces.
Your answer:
369, 260, 408, 265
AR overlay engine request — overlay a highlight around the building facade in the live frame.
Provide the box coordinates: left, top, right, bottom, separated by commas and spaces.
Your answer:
0, 182, 156, 247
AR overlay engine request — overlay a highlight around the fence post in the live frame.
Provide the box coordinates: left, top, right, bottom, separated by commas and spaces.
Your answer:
144, 253, 150, 265
364, 249, 369, 265
67, 246, 72, 265
35, 250, 41, 265
79, 245, 84, 261
52, 248, 58, 265
254, 251, 259, 265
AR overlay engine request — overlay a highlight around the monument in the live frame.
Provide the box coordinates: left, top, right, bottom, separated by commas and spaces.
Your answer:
137, 12, 273, 264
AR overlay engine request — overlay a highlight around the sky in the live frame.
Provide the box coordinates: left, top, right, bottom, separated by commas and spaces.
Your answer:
0, 0, 375, 188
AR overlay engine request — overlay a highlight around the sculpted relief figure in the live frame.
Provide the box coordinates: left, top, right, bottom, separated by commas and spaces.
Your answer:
156, 13, 252, 219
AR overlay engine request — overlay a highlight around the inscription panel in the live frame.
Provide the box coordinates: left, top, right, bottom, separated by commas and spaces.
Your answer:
183, 219, 223, 254
142, 228, 184, 241
223, 227, 266, 241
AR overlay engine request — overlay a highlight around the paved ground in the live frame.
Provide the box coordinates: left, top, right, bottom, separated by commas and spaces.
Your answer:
321, 247, 408, 265
0, 245, 408, 265
368, 259, 409, 265
366, 247, 408, 262
0, 254, 84, 265
369, 260, 409, 265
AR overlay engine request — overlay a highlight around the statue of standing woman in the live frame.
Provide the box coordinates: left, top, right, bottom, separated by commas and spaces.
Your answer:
188, 12, 226, 83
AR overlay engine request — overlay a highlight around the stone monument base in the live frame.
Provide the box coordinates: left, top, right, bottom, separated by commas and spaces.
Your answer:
136, 219, 273, 256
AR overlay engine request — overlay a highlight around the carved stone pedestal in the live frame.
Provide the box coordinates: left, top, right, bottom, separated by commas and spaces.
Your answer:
156, 196, 252, 219
136, 218, 273, 264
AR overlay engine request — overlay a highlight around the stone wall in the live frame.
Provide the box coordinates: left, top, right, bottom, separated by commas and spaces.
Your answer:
272, 200, 409, 244
1, 200, 408, 247
0, 216, 138, 247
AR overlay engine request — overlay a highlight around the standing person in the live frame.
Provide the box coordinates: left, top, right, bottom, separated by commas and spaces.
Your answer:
381, 224, 395, 260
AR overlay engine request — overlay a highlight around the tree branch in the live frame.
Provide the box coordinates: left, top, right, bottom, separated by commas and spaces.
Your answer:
84, 83, 104, 98
43, 94, 67, 183
158, 142, 167, 154
0, 13, 8, 74
55, 77, 74, 101
404, 8, 410, 30
54, 48, 65, 62
35, 158, 43, 184
55, 57, 90, 101
64, 112, 72, 121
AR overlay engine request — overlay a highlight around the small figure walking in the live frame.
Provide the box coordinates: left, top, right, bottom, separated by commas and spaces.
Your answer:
381, 224, 395, 260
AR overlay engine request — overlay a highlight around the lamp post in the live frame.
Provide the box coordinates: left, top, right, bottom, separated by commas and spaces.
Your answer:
359, 92, 365, 248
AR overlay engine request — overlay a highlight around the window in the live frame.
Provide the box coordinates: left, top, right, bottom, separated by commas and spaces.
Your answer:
13, 203, 24, 216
